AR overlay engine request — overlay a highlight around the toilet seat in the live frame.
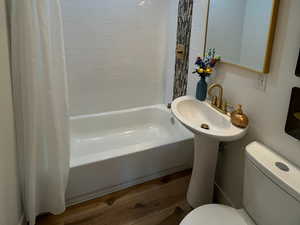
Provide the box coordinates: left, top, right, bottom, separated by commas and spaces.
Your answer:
180, 204, 255, 225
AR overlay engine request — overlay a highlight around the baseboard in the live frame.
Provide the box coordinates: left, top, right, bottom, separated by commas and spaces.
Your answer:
214, 182, 235, 208
66, 165, 191, 206
17, 214, 26, 225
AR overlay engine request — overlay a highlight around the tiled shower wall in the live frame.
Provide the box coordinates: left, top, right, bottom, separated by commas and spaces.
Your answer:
62, 0, 198, 115
173, 0, 194, 99
62, 0, 178, 115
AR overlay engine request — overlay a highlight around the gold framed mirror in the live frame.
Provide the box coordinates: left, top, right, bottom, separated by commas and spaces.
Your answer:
204, 0, 280, 74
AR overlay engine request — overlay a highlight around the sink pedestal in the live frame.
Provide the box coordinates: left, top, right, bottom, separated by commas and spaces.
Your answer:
187, 134, 219, 208
171, 96, 248, 208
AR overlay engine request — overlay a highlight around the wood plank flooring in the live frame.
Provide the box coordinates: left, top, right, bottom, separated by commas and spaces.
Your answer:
37, 170, 192, 225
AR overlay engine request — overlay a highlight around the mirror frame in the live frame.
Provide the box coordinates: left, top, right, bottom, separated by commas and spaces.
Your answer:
204, 0, 280, 74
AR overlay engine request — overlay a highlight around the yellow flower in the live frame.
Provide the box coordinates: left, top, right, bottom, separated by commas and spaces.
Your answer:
206, 68, 213, 73
197, 68, 204, 73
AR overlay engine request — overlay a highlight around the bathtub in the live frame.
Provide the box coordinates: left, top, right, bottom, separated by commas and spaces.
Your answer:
66, 104, 194, 205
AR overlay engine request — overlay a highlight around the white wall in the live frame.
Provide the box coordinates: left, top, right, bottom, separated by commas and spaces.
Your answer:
0, 1, 23, 224
187, 0, 209, 97
189, 0, 300, 207
62, 0, 178, 115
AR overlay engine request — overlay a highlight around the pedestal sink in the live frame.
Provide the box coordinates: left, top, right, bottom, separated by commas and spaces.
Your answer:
171, 96, 248, 208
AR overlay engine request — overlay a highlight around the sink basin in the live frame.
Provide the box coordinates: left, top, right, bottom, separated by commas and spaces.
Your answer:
172, 96, 247, 141
171, 96, 248, 208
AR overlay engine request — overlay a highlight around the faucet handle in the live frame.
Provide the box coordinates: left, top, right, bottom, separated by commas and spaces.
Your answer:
221, 100, 227, 113
211, 96, 218, 106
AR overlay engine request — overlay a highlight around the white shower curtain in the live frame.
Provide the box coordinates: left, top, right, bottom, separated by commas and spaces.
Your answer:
9, 0, 70, 224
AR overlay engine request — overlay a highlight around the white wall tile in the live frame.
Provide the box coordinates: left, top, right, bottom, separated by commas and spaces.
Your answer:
61, 0, 177, 115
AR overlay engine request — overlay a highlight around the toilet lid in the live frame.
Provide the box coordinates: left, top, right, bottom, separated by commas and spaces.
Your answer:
180, 204, 251, 225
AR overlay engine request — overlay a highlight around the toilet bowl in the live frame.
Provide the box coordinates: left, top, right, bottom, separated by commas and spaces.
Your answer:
180, 204, 255, 225
180, 142, 300, 225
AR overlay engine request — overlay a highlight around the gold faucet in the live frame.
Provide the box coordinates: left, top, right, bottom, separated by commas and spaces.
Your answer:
208, 83, 227, 114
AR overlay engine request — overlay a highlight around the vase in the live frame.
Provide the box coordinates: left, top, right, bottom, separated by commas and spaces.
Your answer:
196, 76, 207, 101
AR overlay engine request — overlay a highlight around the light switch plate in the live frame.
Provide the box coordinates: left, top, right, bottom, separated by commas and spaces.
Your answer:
256, 74, 267, 91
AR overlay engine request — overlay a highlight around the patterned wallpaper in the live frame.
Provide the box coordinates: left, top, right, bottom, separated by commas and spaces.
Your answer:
173, 0, 194, 100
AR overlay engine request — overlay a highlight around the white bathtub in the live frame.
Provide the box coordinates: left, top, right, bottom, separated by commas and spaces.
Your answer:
66, 104, 194, 205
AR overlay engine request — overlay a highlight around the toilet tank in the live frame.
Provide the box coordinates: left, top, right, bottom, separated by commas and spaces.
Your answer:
243, 142, 300, 225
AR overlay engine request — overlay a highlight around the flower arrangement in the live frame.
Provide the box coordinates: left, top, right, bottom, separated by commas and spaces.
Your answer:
193, 48, 221, 101
193, 48, 221, 78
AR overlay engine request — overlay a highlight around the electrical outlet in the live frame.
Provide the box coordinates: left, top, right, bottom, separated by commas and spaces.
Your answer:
256, 74, 267, 91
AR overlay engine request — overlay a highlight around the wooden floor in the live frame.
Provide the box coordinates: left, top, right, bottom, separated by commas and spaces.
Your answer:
37, 170, 192, 225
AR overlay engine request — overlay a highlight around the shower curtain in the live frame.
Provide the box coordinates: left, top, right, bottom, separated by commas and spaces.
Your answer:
9, 0, 70, 224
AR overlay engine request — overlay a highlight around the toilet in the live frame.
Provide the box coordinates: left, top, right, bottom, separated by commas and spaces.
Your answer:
180, 141, 300, 225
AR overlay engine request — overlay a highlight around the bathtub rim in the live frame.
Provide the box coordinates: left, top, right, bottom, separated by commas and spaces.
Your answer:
70, 104, 170, 120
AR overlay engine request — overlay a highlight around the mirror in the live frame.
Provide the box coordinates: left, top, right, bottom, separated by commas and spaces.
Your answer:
296, 49, 300, 77
205, 0, 279, 73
